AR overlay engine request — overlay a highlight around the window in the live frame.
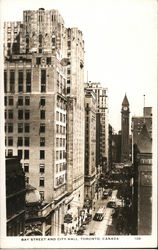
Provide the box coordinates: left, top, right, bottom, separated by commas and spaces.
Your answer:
8, 110, 13, 119
18, 137, 23, 146
60, 126, 62, 134
60, 138, 62, 147
8, 123, 13, 133
56, 138, 59, 147
8, 137, 13, 146
40, 98, 45, 106
24, 137, 29, 146
18, 96, 23, 106
60, 151, 62, 159
18, 149, 22, 159
67, 87, 70, 94
63, 138, 65, 147
56, 111, 59, 121
40, 124, 45, 133
56, 151, 59, 160
41, 69, 46, 92
26, 70, 31, 92
5, 110, 7, 119
25, 110, 30, 120
8, 149, 13, 157
18, 110, 23, 120
25, 123, 30, 133
47, 57, 51, 65
18, 71, 23, 92
18, 123, 23, 133
24, 163, 29, 173
63, 127, 65, 135
40, 164, 45, 173
25, 96, 30, 106
40, 110, 45, 119
39, 177, 44, 187
10, 71, 15, 92
39, 191, 44, 201
4, 96, 7, 106
56, 124, 59, 133
36, 57, 41, 65
40, 150, 45, 159
60, 113, 62, 122
8, 98, 14, 108
4, 71, 7, 93
24, 150, 29, 159
56, 164, 58, 173
40, 137, 45, 147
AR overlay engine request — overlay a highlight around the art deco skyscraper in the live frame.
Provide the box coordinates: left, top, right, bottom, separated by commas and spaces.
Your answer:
4, 8, 84, 236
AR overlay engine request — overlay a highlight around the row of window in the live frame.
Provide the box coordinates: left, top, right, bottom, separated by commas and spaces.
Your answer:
56, 137, 66, 147
24, 163, 45, 173
56, 150, 66, 160
56, 163, 66, 173
5, 123, 46, 133
56, 125, 66, 134
26, 175, 65, 188
5, 109, 46, 120
6, 149, 46, 159
56, 111, 66, 123
4, 96, 46, 107
5, 137, 46, 147
4, 70, 31, 93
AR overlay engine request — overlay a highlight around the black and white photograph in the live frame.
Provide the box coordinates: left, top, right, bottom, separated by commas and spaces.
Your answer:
0, 0, 157, 248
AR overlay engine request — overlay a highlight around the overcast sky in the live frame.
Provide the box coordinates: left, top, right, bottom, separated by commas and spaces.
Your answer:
0, 0, 157, 132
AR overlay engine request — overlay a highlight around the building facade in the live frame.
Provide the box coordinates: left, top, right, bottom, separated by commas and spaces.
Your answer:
132, 124, 152, 235
84, 82, 109, 173
4, 8, 85, 236
84, 88, 96, 206
6, 157, 26, 236
121, 94, 130, 163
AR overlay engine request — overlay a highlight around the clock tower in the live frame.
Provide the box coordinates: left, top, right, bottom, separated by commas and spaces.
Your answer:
121, 94, 130, 162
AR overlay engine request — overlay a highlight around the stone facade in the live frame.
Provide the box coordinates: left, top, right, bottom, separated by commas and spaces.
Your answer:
84, 82, 109, 173
84, 88, 96, 204
4, 8, 84, 236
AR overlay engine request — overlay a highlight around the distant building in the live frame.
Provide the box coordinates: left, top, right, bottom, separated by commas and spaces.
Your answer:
6, 156, 26, 236
132, 124, 152, 235
84, 82, 109, 173
121, 94, 130, 162
112, 133, 121, 163
84, 88, 96, 206
132, 108, 152, 146
108, 124, 113, 169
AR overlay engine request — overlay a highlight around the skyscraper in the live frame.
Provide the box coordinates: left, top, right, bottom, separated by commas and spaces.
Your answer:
121, 94, 130, 162
4, 8, 84, 236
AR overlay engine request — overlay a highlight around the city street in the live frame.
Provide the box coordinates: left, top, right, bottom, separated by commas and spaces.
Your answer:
83, 191, 114, 236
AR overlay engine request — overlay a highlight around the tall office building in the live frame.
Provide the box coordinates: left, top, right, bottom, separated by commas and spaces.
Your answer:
84, 82, 109, 173
84, 88, 96, 205
121, 94, 130, 162
4, 8, 84, 236
66, 27, 85, 219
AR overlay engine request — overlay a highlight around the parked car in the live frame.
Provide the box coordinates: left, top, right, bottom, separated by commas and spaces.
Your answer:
107, 201, 117, 209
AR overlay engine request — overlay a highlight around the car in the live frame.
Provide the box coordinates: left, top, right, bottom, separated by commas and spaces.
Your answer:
102, 190, 109, 199
107, 201, 117, 208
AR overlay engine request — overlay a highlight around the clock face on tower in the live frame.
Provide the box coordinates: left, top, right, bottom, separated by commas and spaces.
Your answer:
123, 106, 128, 111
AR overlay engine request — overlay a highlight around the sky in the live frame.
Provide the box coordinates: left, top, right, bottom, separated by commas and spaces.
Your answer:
0, 0, 157, 132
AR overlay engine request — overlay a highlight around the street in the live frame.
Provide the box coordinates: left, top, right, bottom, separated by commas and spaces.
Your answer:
83, 191, 114, 236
